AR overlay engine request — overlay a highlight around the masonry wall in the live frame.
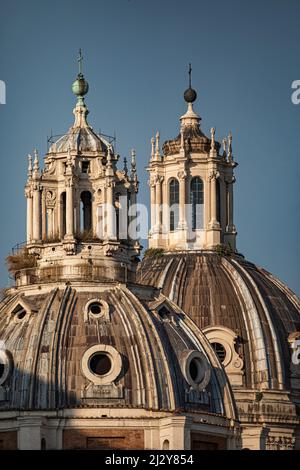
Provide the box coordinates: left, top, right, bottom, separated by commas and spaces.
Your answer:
0, 431, 18, 450
190, 432, 226, 450
63, 428, 144, 450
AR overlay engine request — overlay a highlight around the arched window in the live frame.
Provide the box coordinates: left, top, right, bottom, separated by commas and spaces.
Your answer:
190, 177, 204, 230
169, 179, 179, 231
80, 191, 92, 232
162, 439, 170, 450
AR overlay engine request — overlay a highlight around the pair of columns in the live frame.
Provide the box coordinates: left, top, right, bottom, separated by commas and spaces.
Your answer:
26, 182, 74, 243
150, 174, 165, 233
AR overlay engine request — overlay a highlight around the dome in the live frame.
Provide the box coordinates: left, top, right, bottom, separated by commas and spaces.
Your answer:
138, 252, 300, 392
49, 126, 109, 153
162, 126, 220, 156
0, 282, 236, 418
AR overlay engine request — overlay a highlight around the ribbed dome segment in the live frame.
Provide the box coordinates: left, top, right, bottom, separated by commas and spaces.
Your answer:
49, 127, 108, 153
137, 252, 300, 391
0, 283, 235, 417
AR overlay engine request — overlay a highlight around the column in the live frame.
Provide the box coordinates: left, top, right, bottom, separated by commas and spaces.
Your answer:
155, 176, 162, 231
32, 185, 41, 242
227, 179, 234, 229
41, 190, 47, 240
65, 180, 74, 238
209, 171, 219, 228
47, 209, 53, 239
129, 190, 137, 241
150, 178, 156, 234
178, 171, 187, 229
106, 181, 116, 239
58, 194, 64, 239
206, 177, 211, 229
26, 191, 33, 243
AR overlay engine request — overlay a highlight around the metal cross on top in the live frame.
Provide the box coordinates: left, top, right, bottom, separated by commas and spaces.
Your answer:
78, 48, 83, 75
188, 63, 192, 88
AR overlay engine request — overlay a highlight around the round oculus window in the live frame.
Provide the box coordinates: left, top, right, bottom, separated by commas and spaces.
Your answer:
189, 357, 205, 384
211, 342, 227, 363
89, 353, 112, 376
0, 363, 4, 380
180, 349, 211, 391
0, 350, 12, 385
16, 309, 27, 320
89, 302, 102, 316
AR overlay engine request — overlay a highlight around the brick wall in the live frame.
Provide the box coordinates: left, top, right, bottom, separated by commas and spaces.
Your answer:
0, 431, 18, 450
190, 432, 227, 450
63, 428, 144, 450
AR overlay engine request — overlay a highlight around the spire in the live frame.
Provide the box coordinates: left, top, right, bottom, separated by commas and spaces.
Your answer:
33, 149, 39, 178
188, 62, 192, 88
151, 137, 155, 160
228, 131, 233, 161
131, 148, 137, 181
27, 154, 33, 180
183, 63, 197, 104
222, 138, 227, 158
155, 132, 160, 160
181, 63, 201, 130
210, 127, 217, 158
105, 145, 114, 177
72, 49, 89, 128
123, 157, 128, 175
78, 48, 83, 75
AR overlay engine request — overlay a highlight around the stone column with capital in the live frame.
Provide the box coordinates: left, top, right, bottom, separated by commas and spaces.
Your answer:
32, 184, 41, 242
155, 175, 163, 232
65, 178, 74, 239
41, 190, 47, 241
206, 170, 221, 248
178, 170, 187, 229
105, 180, 116, 240
149, 176, 156, 235
26, 189, 33, 243
129, 189, 138, 242
226, 175, 236, 232
209, 170, 220, 229
224, 174, 237, 250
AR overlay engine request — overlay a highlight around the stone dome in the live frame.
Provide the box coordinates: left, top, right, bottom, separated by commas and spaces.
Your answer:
0, 281, 236, 419
49, 126, 109, 153
137, 252, 300, 392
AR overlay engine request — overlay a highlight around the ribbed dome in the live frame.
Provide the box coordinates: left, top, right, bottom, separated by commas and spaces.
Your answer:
49, 127, 109, 153
137, 252, 300, 391
0, 282, 236, 418
162, 126, 219, 156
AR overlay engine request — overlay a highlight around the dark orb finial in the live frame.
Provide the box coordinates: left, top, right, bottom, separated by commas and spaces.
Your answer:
183, 62, 197, 103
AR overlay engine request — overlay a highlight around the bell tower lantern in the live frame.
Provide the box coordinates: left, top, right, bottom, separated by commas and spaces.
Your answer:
147, 65, 237, 252
23, 52, 140, 285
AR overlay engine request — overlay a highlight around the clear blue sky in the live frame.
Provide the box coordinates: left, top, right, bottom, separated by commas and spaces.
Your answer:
0, 0, 299, 295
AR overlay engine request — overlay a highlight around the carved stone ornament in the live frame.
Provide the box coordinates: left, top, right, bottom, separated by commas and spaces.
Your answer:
208, 170, 220, 181
177, 170, 187, 181
46, 190, 56, 208
225, 175, 236, 184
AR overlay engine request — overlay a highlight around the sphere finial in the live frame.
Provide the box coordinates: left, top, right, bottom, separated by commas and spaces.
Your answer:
72, 49, 89, 102
183, 63, 197, 103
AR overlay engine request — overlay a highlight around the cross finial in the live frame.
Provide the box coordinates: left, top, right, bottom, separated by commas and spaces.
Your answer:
188, 63, 192, 88
78, 48, 83, 75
